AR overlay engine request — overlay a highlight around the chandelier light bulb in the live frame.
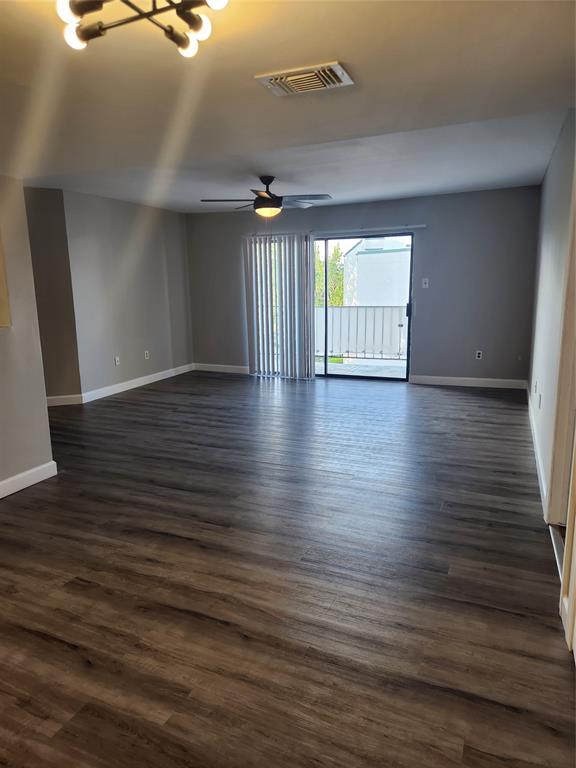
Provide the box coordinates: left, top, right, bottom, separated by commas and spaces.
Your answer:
206, 0, 229, 10
56, 0, 80, 24
56, 0, 228, 54
178, 33, 199, 58
63, 23, 87, 50
194, 14, 212, 42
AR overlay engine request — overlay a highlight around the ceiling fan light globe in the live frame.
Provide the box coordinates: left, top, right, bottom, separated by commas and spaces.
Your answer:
178, 33, 199, 58
63, 22, 87, 49
206, 0, 228, 10
255, 206, 282, 218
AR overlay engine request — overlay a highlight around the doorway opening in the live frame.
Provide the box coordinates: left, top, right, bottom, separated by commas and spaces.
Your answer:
314, 234, 413, 380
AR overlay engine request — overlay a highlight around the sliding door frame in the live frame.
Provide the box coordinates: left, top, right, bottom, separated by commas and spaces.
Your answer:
314, 231, 414, 382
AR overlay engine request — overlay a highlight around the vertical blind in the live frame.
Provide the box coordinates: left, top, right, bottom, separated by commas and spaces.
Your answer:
243, 233, 315, 379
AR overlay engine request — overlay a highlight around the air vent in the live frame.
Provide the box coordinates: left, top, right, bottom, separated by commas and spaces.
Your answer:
255, 62, 354, 97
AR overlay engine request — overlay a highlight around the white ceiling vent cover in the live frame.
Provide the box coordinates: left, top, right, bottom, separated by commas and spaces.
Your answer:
255, 62, 354, 96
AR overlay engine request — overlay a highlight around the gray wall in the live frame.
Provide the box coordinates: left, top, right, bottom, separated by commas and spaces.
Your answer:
35, 191, 195, 394
0, 176, 53, 482
25, 188, 81, 397
187, 186, 540, 379
529, 109, 575, 504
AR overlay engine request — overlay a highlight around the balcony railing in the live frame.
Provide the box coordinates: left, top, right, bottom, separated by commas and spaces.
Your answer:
315, 306, 407, 360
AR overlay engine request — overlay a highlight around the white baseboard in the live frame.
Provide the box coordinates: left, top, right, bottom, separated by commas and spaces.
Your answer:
0, 460, 57, 500
47, 394, 84, 407
528, 396, 548, 509
409, 375, 528, 390
47, 363, 196, 407
171, 363, 197, 376
549, 524, 564, 578
560, 595, 574, 652
194, 363, 250, 374
46, 363, 250, 407
81, 363, 197, 404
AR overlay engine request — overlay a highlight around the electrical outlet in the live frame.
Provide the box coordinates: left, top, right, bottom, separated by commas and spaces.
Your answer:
538, 393, 542, 409
475, 350, 483, 360
114, 355, 120, 366
422, 278, 429, 289
144, 350, 150, 360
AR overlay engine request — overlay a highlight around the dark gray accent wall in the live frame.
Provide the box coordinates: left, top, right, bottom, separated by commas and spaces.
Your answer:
186, 186, 540, 379
25, 188, 82, 397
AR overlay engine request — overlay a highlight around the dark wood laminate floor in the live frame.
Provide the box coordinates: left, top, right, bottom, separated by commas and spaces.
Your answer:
0, 374, 573, 767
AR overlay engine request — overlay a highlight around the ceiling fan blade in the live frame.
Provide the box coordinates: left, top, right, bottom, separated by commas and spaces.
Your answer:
201, 198, 254, 202
235, 203, 254, 210
283, 200, 313, 209
251, 190, 273, 199
282, 194, 332, 201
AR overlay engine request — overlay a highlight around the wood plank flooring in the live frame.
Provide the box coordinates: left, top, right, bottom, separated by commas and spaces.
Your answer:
0, 373, 573, 767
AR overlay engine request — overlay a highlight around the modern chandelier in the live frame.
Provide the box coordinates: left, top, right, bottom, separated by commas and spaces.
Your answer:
56, 0, 228, 57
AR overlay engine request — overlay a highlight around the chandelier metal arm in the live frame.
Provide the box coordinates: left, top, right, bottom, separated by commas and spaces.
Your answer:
98, 0, 206, 33
118, 0, 169, 31
58, 0, 226, 55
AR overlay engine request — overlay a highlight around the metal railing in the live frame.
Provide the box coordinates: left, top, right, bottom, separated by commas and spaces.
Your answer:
315, 306, 407, 360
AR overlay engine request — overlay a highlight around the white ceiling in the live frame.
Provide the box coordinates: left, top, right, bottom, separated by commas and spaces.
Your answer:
0, 0, 574, 212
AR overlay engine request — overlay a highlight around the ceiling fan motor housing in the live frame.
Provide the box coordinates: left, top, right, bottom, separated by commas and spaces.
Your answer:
254, 196, 282, 212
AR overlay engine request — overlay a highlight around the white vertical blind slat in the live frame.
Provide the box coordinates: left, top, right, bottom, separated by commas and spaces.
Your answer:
278, 236, 286, 376
295, 244, 301, 378
243, 242, 256, 374
260, 236, 268, 375
288, 236, 296, 378
300, 246, 306, 379
261, 237, 268, 375
244, 233, 314, 380
249, 248, 257, 373
267, 242, 275, 374
262, 239, 272, 376
256, 237, 264, 374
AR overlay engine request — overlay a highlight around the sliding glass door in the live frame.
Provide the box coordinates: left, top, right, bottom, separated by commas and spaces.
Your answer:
314, 234, 413, 380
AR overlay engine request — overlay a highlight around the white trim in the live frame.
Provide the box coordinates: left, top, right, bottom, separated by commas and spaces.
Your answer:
560, 595, 572, 651
194, 363, 250, 374
409, 375, 528, 390
0, 460, 57, 500
47, 394, 84, 407
45, 363, 251, 407
47, 364, 196, 407
171, 363, 197, 376
311, 225, 427, 238
529, 396, 549, 508
81, 363, 196, 403
559, 406, 576, 650
549, 524, 565, 578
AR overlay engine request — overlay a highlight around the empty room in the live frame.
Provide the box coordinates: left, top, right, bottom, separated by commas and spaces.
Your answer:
0, 1, 575, 766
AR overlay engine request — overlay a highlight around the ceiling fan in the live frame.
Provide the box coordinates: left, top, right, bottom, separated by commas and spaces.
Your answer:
201, 176, 332, 218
